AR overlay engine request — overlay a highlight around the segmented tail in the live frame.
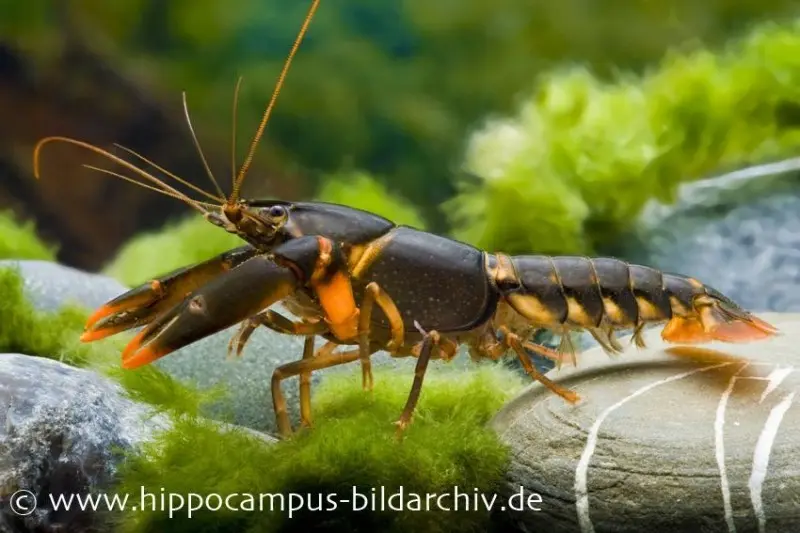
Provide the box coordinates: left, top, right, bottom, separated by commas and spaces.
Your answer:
661, 286, 778, 344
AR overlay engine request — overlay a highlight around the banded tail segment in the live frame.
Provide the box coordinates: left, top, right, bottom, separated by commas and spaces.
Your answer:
499, 255, 668, 332
492, 254, 778, 349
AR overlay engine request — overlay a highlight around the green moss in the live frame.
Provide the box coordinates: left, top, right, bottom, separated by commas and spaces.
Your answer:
316, 171, 427, 229
103, 216, 241, 287
114, 364, 523, 533
0, 265, 90, 366
0, 266, 210, 415
449, 19, 800, 255
0, 211, 56, 261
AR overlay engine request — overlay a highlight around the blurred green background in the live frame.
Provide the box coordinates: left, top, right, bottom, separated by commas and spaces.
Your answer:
2, 0, 800, 271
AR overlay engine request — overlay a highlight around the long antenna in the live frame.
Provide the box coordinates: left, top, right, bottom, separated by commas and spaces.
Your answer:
112, 143, 224, 203
33, 136, 214, 217
231, 76, 244, 187
229, 0, 320, 204
182, 92, 227, 199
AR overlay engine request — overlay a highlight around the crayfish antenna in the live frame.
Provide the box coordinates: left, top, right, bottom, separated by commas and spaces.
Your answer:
110, 144, 223, 203
231, 76, 244, 194
228, 0, 321, 206
182, 92, 227, 199
33, 136, 219, 218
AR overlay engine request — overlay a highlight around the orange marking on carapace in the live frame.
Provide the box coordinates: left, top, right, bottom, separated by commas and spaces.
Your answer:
311, 237, 333, 282
314, 270, 359, 341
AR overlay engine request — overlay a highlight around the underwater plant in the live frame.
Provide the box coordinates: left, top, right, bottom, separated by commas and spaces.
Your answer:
0, 211, 56, 261
449, 18, 800, 255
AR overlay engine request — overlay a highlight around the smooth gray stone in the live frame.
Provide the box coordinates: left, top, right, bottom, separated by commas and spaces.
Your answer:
491, 312, 800, 533
628, 166, 800, 313
640, 157, 800, 226
0, 353, 171, 533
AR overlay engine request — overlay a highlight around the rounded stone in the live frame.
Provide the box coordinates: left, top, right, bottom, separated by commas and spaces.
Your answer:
0, 353, 171, 532
491, 312, 800, 533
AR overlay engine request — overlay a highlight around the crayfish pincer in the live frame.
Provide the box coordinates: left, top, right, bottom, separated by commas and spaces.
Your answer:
31, 0, 779, 439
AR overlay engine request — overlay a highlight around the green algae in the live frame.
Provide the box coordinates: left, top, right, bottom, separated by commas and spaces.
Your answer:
449, 18, 800, 256
0, 211, 56, 261
113, 364, 524, 533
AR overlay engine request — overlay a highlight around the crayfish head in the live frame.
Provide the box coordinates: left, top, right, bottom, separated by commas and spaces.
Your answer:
208, 200, 294, 250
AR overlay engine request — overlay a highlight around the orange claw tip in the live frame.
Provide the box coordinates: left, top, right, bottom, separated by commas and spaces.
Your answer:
80, 321, 136, 343
120, 331, 171, 369
80, 329, 114, 343
121, 346, 169, 369
84, 304, 121, 330
121, 330, 146, 361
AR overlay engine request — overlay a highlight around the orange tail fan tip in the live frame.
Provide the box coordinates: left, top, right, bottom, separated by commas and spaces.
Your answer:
662, 307, 779, 345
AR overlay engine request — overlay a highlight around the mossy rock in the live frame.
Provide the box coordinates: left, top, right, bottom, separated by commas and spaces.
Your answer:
0, 265, 210, 416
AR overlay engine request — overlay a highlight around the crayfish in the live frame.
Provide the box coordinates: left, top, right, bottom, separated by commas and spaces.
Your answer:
32, 0, 779, 439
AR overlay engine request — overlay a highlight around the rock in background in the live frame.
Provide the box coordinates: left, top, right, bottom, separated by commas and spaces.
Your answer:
491, 312, 800, 533
0, 260, 129, 313
627, 160, 800, 313
0, 353, 171, 533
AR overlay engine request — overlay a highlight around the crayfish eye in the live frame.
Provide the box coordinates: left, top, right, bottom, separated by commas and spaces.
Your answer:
267, 205, 287, 219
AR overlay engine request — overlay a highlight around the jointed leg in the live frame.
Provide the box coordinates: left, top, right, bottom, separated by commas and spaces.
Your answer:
499, 326, 580, 404
298, 336, 315, 428
225, 310, 334, 434
227, 309, 327, 359
519, 338, 567, 365
271, 341, 362, 438
588, 325, 624, 357
395, 326, 439, 438
393, 322, 459, 437
631, 322, 647, 348
357, 282, 405, 391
